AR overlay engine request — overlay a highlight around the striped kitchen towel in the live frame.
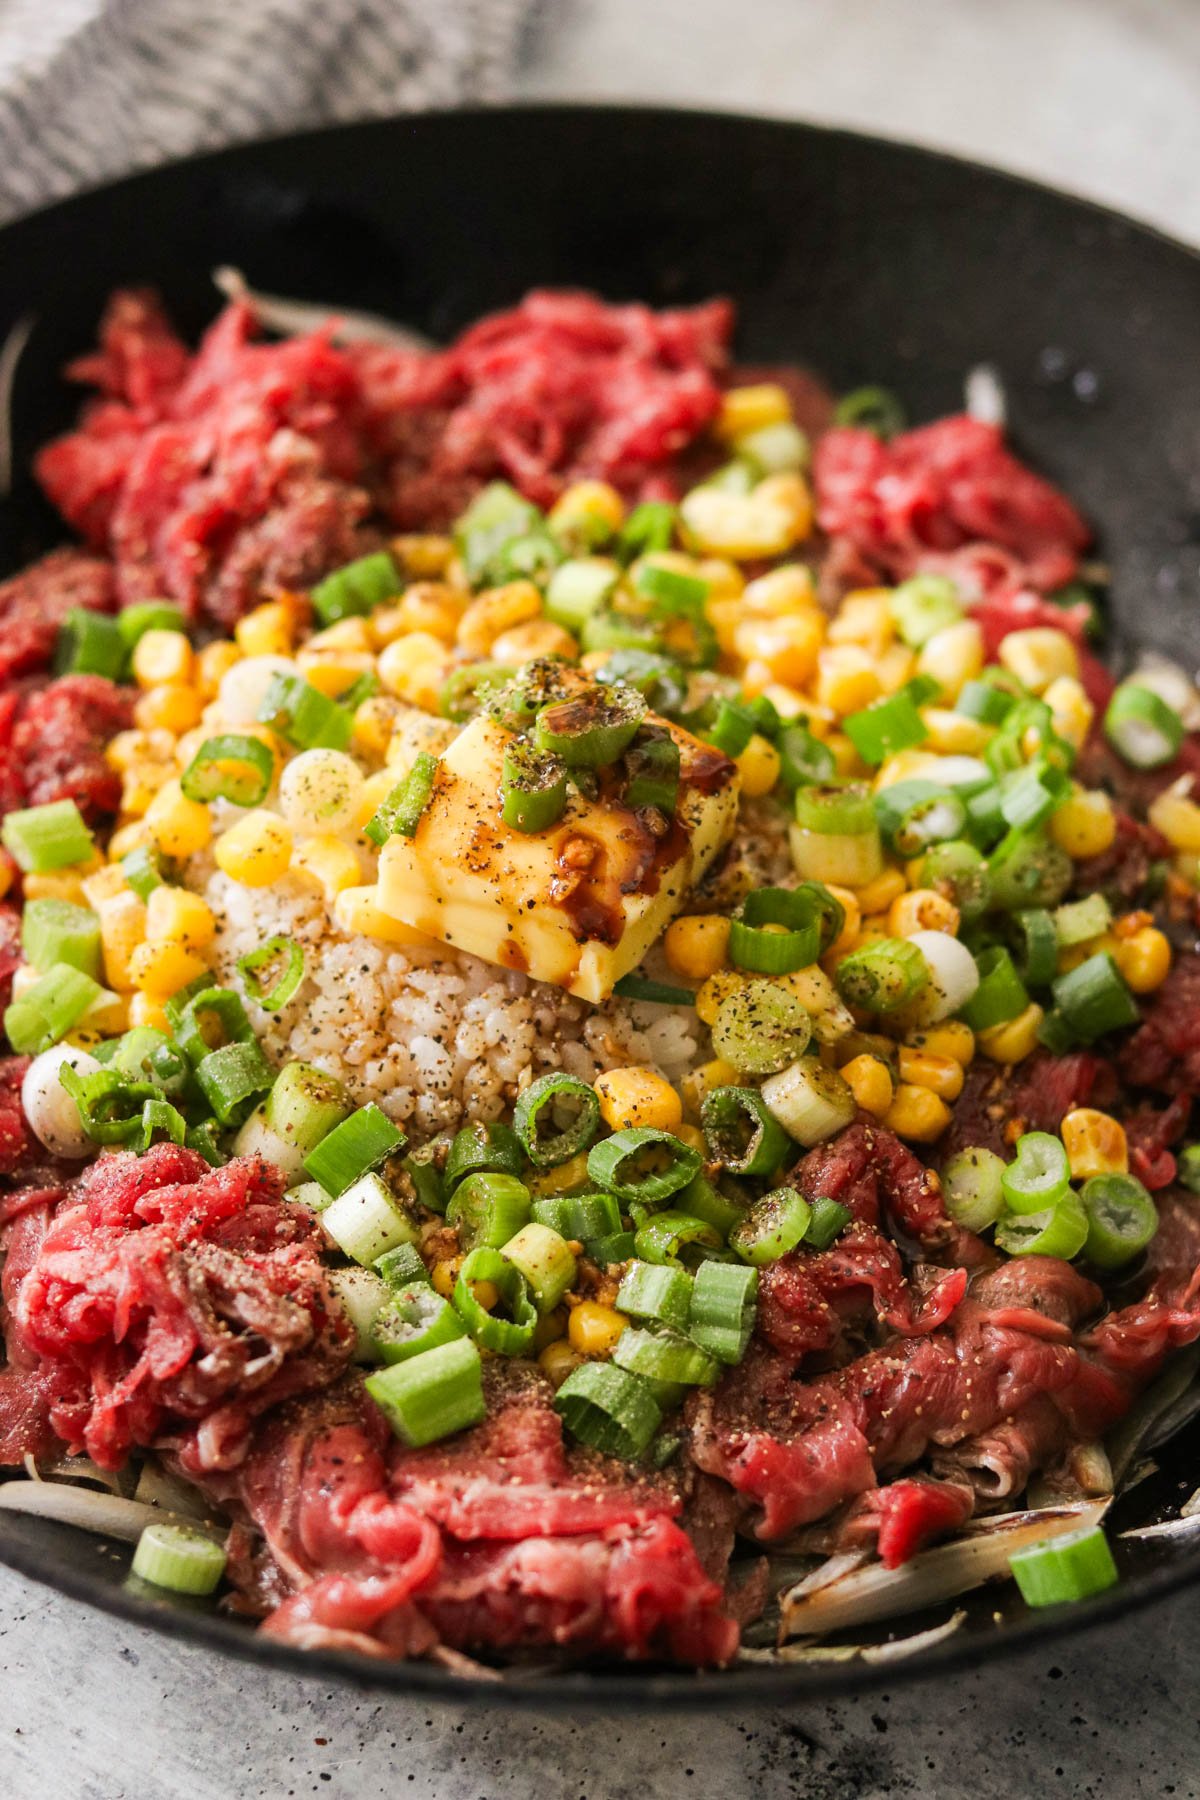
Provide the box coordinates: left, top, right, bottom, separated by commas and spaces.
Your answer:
0, 0, 533, 223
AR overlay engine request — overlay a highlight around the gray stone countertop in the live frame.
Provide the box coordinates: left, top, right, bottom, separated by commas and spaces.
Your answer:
4, 2, 1200, 1795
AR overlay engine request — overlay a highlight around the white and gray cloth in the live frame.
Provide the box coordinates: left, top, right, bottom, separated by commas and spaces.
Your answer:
0, 0, 534, 224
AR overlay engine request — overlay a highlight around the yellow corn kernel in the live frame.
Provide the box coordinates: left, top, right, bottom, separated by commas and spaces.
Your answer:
292, 833, 362, 901
664, 912, 730, 982
695, 968, 750, 1027
1058, 930, 1119, 976
332, 884, 438, 947
145, 885, 216, 951
568, 1302, 628, 1358
355, 767, 401, 830
195, 640, 241, 700
1050, 788, 1117, 859
351, 695, 401, 761
897, 1046, 965, 1102
298, 650, 377, 698
376, 630, 452, 710
490, 619, 580, 665
122, 759, 177, 816
908, 1019, 975, 1067
213, 810, 293, 887
827, 591, 895, 655
105, 728, 174, 773
680, 1057, 742, 1118
456, 580, 542, 658
133, 683, 204, 735
868, 643, 914, 696
1112, 925, 1171, 994
815, 644, 882, 716
855, 868, 908, 915
547, 480, 625, 536
306, 617, 374, 655
680, 476, 811, 560
735, 734, 782, 798
106, 819, 155, 862
998, 627, 1079, 694
81, 989, 129, 1036
841, 1053, 894, 1118
696, 558, 745, 604
392, 533, 455, 579
733, 610, 824, 688
128, 992, 172, 1033
98, 891, 147, 991
127, 938, 208, 999
529, 1151, 592, 1198
716, 383, 792, 441
234, 601, 293, 659
386, 584, 464, 646
144, 779, 212, 859
884, 1083, 952, 1143
916, 620, 984, 702
741, 564, 817, 618
1043, 675, 1094, 751
594, 1066, 683, 1134
430, 1258, 459, 1300
823, 885, 862, 961
131, 628, 193, 689
977, 1001, 1045, 1065
1149, 783, 1200, 853
922, 707, 992, 755
538, 1339, 583, 1388
889, 888, 961, 938
1062, 1108, 1129, 1180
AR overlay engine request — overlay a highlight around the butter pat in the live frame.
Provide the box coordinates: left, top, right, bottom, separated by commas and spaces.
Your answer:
376, 714, 739, 1001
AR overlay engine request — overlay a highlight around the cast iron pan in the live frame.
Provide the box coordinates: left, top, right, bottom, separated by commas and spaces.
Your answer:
1, 104, 1199, 1709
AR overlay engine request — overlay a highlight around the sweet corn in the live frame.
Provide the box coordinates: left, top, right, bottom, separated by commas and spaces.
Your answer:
195, 640, 241, 700
1113, 925, 1171, 994
1050, 788, 1117, 859
491, 619, 580, 665
824, 885, 862, 960
529, 1151, 592, 1198
716, 383, 792, 441
884, 1083, 952, 1143
456, 580, 542, 657
907, 1019, 975, 1066
98, 891, 147, 991
873, 643, 918, 695
214, 810, 293, 887
889, 888, 961, 937
854, 868, 908, 915
106, 819, 155, 862
392, 533, 455, 579
1043, 675, 1094, 751
735, 734, 781, 798
132, 628, 193, 689
696, 558, 745, 603
681, 1057, 742, 1117
998, 627, 1079, 693
897, 1046, 965, 1102
841, 1053, 894, 1118
733, 610, 824, 688
144, 779, 212, 859
1149, 783, 1200, 853
816, 644, 881, 716
351, 695, 401, 761
24, 866, 93, 904
568, 1301, 628, 1358
547, 480, 625, 537
921, 707, 992, 755
376, 631, 451, 710
915, 620, 984, 702
664, 912, 730, 981
695, 968, 749, 1027
1062, 1108, 1129, 1180
430, 1258, 459, 1300
594, 1067, 683, 1134
127, 938, 209, 999
133, 683, 204, 735
332, 884, 438, 947
355, 768, 402, 831
680, 475, 811, 560
79, 990, 128, 1035
538, 1339, 584, 1388
105, 728, 175, 773
1058, 930, 1118, 976
826, 591, 894, 655
145, 885, 216, 951
741, 564, 816, 617
291, 834, 362, 902
298, 650, 377, 698
128, 992, 172, 1032
977, 1001, 1045, 1064
235, 602, 293, 659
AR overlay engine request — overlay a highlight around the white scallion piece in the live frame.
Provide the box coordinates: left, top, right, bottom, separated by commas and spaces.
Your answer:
964, 363, 1007, 428
213, 266, 437, 353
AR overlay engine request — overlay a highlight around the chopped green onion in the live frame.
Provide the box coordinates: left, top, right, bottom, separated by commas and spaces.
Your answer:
1051, 952, 1139, 1043
265, 1061, 351, 1158
888, 577, 963, 648
728, 886, 825, 975
135, 1096, 187, 1152
1006, 908, 1059, 986
311, 551, 401, 626
500, 741, 568, 833
439, 661, 514, 723
833, 385, 906, 437
760, 1057, 857, 1147
326, 1266, 389, 1360
919, 839, 992, 920
777, 723, 836, 790
1037, 1008, 1076, 1055
372, 1283, 466, 1364
585, 1229, 637, 1265
635, 562, 710, 613
55, 607, 126, 679
1002, 1131, 1071, 1215
444, 1120, 525, 1189
956, 678, 1016, 726
173, 986, 253, 1065
303, 1103, 405, 1196
185, 1120, 226, 1166
363, 751, 439, 845
791, 784, 883, 885
287, 1179, 334, 1213
844, 691, 927, 766
672, 1172, 743, 1240
21, 897, 102, 979
804, 1194, 853, 1251
366, 1337, 485, 1447
121, 844, 164, 901
554, 1360, 662, 1460
611, 974, 696, 1006
701, 1085, 790, 1177
446, 1171, 531, 1250
995, 1192, 1088, 1258
987, 830, 1073, 912
531, 1190, 622, 1242
132, 1522, 226, 1596
961, 946, 1029, 1032
942, 1147, 1008, 1231
1054, 894, 1112, 947
256, 671, 351, 752
737, 420, 809, 474
402, 1139, 448, 1215
712, 979, 812, 1074
59, 1065, 157, 1145
544, 558, 619, 633
237, 935, 305, 1010
705, 699, 757, 759
619, 501, 677, 560
2, 799, 93, 873
687, 1260, 757, 1364
613, 1325, 718, 1387
323, 1171, 420, 1264
501, 1222, 577, 1311
999, 757, 1072, 832
534, 683, 646, 768
4, 962, 104, 1054
729, 1188, 812, 1265
1080, 1173, 1159, 1269
633, 1209, 721, 1266
195, 1038, 274, 1125
837, 936, 929, 1013
111, 1027, 189, 1096
623, 730, 681, 814
452, 1246, 537, 1354
616, 1260, 694, 1331
1104, 682, 1185, 771
375, 1242, 430, 1289
181, 734, 274, 806
117, 601, 186, 647
594, 648, 689, 715
512, 1073, 601, 1169
874, 780, 967, 857
455, 482, 542, 580
587, 1126, 701, 1205
1177, 1145, 1200, 1194
1009, 1524, 1118, 1608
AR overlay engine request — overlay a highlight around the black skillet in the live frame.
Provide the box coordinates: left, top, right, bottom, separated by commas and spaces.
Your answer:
1, 104, 1199, 1710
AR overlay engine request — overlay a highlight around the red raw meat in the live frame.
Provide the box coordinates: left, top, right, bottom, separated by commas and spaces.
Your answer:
11, 674, 132, 819
0, 549, 115, 686
842, 1474, 976, 1568
1120, 951, 1200, 1094
757, 1219, 966, 1358
942, 1050, 1116, 1162
789, 1117, 974, 1257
